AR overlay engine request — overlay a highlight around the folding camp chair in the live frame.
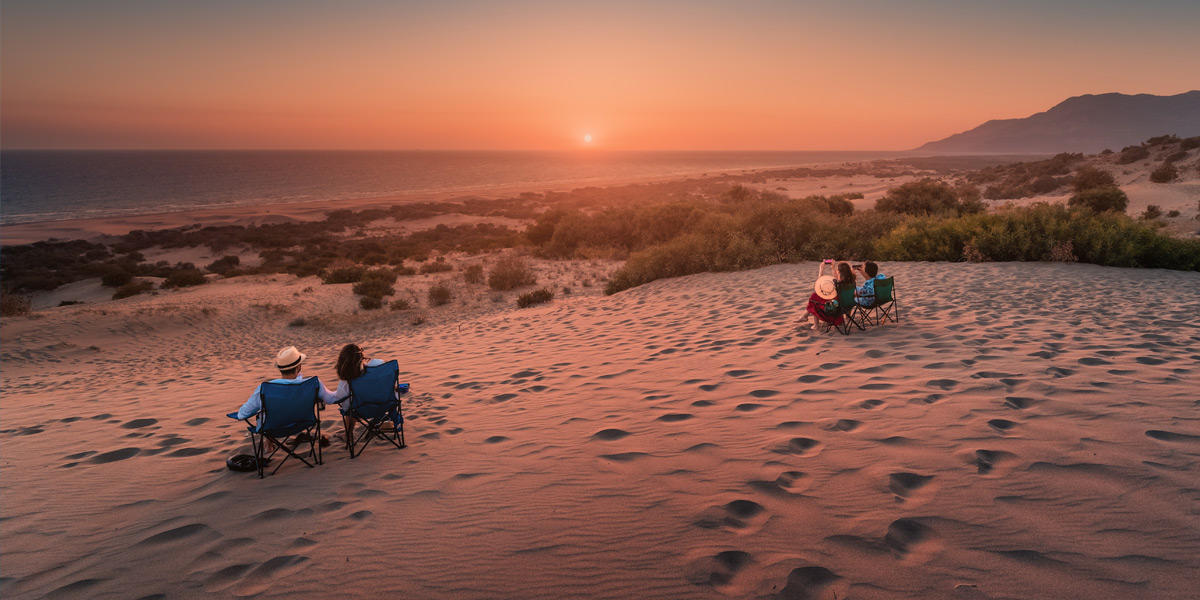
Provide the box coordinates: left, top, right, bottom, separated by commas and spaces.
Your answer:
342, 360, 408, 459
832, 283, 868, 335
861, 276, 898, 326
226, 377, 323, 478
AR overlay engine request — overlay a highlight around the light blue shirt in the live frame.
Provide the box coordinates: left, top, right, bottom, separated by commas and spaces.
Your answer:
856, 273, 886, 306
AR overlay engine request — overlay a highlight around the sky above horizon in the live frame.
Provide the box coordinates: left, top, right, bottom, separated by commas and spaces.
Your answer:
2, 0, 1197, 151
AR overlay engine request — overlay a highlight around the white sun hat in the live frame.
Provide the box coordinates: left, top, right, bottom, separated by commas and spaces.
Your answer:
814, 275, 838, 300
275, 346, 306, 370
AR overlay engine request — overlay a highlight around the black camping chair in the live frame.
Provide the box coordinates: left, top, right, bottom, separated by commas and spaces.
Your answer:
341, 360, 408, 458
227, 377, 323, 478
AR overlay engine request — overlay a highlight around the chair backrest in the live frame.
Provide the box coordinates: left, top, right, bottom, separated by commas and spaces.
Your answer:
258, 377, 320, 433
874, 277, 895, 304
348, 360, 400, 419
836, 282, 857, 316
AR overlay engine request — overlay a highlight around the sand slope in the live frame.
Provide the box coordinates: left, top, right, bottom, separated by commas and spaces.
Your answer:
2, 262, 1199, 599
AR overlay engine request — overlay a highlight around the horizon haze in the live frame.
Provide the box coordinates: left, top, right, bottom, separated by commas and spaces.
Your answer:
2, 0, 1198, 151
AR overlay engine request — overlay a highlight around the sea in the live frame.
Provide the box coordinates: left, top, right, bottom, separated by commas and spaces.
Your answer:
0, 150, 905, 225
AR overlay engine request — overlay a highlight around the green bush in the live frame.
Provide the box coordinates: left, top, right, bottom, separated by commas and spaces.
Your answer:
162, 269, 207, 288
1117, 145, 1150, 165
1, 291, 32, 316
100, 268, 134, 288
352, 279, 395, 299
1068, 186, 1128, 213
463, 264, 485, 284
112, 281, 154, 300
428, 283, 452, 306
359, 296, 383, 310
323, 265, 366, 284
419, 260, 453, 274
1142, 205, 1163, 220
1149, 163, 1178, 183
1168, 210, 1181, 218
488, 255, 536, 291
516, 288, 554, 308
876, 179, 981, 215
1071, 166, 1116, 192
205, 255, 241, 277
390, 298, 412, 311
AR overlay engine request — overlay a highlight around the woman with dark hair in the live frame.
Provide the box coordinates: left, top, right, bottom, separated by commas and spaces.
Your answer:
799, 260, 856, 331
332, 343, 388, 439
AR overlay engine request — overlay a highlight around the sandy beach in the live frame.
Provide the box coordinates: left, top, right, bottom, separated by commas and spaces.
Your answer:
3, 261, 1198, 599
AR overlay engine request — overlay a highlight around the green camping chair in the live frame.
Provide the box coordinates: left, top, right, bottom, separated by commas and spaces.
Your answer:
861, 276, 898, 326
832, 283, 868, 335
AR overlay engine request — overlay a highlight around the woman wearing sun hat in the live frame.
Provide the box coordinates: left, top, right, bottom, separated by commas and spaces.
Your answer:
799, 260, 856, 331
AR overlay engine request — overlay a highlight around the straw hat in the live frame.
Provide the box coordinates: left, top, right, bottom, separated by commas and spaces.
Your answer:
275, 346, 306, 370
814, 275, 838, 300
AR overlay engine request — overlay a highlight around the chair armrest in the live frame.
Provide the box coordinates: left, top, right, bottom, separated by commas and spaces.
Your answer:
398, 383, 410, 395
226, 412, 243, 420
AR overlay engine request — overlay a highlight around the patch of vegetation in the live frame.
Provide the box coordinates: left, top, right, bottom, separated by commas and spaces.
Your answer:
419, 259, 453, 274
516, 288, 554, 308
205, 255, 242, 277
100, 267, 134, 288
1149, 163, 1178, 183
1141, 205, 1163, 220
1068, 187, 1128, 214
323, 266, 367, 284
1071, 166, 1116, 193
488, 255, 536, 291
1, 290, 32, 316
428, 283, 452, 306
359, 296, 383, 310
1117, 145, 1151, 165
390, 298, 412, 311
875, 179, 983, 216
162, 269, 207, 288
112, 281, 154, 300
965, 153, 1082, 200
463, 264, 485, 284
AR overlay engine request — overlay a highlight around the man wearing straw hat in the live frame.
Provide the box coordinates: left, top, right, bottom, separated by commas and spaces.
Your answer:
236, 346, 338, 450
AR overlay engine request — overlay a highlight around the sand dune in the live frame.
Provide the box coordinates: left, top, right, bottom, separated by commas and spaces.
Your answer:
2, 262, 1199, 599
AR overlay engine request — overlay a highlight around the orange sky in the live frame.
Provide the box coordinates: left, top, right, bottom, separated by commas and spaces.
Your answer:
2, 1, 1197, 150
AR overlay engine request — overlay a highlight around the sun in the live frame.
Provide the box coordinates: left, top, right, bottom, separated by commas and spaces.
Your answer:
583, 134, 593, 143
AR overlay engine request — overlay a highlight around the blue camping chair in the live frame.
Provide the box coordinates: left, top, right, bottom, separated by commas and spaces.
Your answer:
342, 360, 408, 458
226, 377, 324, 478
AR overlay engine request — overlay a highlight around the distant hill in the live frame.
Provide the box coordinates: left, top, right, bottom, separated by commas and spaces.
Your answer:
917, 91, 1200, 154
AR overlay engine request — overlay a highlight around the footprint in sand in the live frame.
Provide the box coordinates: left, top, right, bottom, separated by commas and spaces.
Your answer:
656, 413, 693, 423
748, 389, 780, 398
89, 448, 141, 463
695, 499, 766, 531
748, 470, 810, 496
857, 399, 885, 410
821, 419, 862, 432
121, 418, 158, 429
780, 437, 823, 457
884, 518, 937, 560
888, 472, 934, 501
987, 419, 1019, 434
1145, 430, 1200, 444
1003, 396, 1040, 410
592, 429, 630, 441
797, 375, 825, 384
777, 566, 845, 600
687, 550, 752, 587
725, 369, 755, 378
972, 449, 1016, 475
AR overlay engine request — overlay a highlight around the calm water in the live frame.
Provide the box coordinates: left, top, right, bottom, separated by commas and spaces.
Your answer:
0, 150, 903, 225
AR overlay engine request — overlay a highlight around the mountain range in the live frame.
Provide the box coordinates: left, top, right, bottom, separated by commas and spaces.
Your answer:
917, 91, 1200, 154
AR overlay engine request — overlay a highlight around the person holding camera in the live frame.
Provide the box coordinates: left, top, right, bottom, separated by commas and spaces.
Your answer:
851, 261, 886, 307
799, 259, 856, 331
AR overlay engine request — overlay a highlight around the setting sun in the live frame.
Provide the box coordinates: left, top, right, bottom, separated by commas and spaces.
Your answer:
584, 134, 593, 143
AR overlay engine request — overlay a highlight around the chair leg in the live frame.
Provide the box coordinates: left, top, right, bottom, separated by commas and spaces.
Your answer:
252, 432, 265, 479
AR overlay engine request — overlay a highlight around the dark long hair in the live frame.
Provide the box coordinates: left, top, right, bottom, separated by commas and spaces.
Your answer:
836, 262, 856, 289
336, 344, 365, 381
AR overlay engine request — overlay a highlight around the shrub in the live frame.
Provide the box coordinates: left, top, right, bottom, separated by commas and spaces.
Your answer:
1071, 166, 1116, 192
1149, 163, 1178, 183
428, 283, 452, 306
1100, 149, 1114, 155
1163, 150, 1188, 163
112, 281, 153, 300
322, 265, 367, 284
390, 298, 412, 311
352, 279, 395, 299
288, 317, 306, 327
488, 255, 536, 291
516, 288, 554, 308
1068, 186, 1128, 213
876, 179, 978, 215
205, 255, 241, 277
1, 291, 32, 316
1117, 145, 1150, 165
1168, 210, 1181, 218
419, 261, 453, 274
1142, 205, 1163, 220
100, 268, 134, 288
359, 296, 383, 310
394, 266, 417, 276
162, 269, 208, 288
1144, 134, 1180, 146
1181, 137, 1200, 151
463, 264, 485, 284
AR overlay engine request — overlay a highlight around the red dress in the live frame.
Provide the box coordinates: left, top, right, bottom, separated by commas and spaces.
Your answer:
806, 292, 843, 325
